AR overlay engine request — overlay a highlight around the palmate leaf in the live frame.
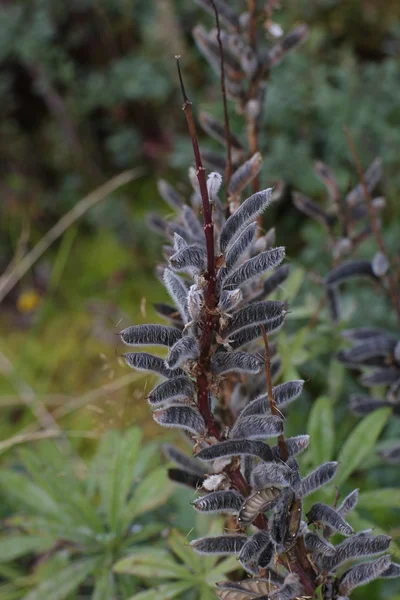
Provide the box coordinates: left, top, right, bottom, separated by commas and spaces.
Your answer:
307, 396, 334, 466
114, 548, 189, 580
168, 529, 202, 573
0, 470, 63, 521
335, 407, 391, 487
121, 466, 172, 528
24, 557, 99, 600
105, 427, 142, 533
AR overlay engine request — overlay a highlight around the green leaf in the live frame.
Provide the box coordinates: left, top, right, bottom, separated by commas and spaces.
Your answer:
307, 395, 334, 466
106, 428, 143, 533
0, 471, 62, 520
167, 530, 201, 573
92, 569, 116, 600
122, 467, 172, 526
0, 536, 53, 563
198, 586, 216, 600
23, 558, 98, 600
114, 549, 188, 580
348, 511, 400, 560
357, 488, 400, 510
127, 581, 192, 600
206, 555, 239, 585
335, 408, 391, 487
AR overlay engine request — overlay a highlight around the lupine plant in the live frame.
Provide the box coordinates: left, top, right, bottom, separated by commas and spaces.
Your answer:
118, 3, 400, 598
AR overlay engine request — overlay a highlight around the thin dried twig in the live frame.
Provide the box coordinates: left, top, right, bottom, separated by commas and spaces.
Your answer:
0, 169, 140, 304
344, 127, 400, 323
211, 0, 232, 201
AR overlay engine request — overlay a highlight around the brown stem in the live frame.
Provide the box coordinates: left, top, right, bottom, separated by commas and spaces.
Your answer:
248, 0, 257, 48
176, 57, 220, 437
261, 325, 288, 461
211, 0, 232, 200
344, 126, 400, 323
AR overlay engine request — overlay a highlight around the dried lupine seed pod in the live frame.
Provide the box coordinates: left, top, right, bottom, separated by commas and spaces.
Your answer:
360, 367, 400, 387
228, 153, 263, 197
207, 172, 223, 201
220, 301, 285, 338
314, 161, 341, 205
300, 462, 338, 498
146, 213, 172, 238
349, 394, 391, 416
166, 336, 199, 369
157, 179, 184, 210
338, 555, 391, 595
153, 302, 182, 325
258, 541, 274, 569
120, 324, 182, 348
230, 414, 283, 440
237, 487, 281, 526
153, 405, 206, 435
307, 503, 354, 536
191, 490, 243, 514
322, 533, 391, 571
195, 439, 274, 463
193, 25, 243, 82
187, 284, 203, 321
163, 269, 190, 322
182, 205, 204, 240
284, 496, 302, 546
201, 149, 226, 173
269, 573, 303, 600
280, 435, 310, 457
293, 192, 334, 228
325, 260, 377, 286
163, 444, 206, 476
191, 535, 248, 555
199, 111, 243, 153
379, 444, 400, 464
346, 157, 382, 206
326, 285, 341, 323
173, 232, 188, 252
223, 247, 286, 290
167, 468, 204, 489
219, 189, 273, 252
341, 327, 390, 341
304, 532, 336, 556
338, 336, 397, 364
147, 376, 194, 406
380, 562, 400, 578
337, 488, 359, 517
238, 531, 271, 566
256, 264, 290, 298
218, 289, 243, 313
194, 0, 241, 32
250, 462, 292, 490
124, 352, 185, 379
216, 578, 277, 600
270, 488, 294, 546
211, 351, 263, 375
239, 379, 304, 419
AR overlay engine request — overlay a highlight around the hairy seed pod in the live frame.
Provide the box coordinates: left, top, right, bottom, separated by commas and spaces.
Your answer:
207, 172, 223, 201
230, 415, 283, 440
146, 213, 172, 238
199, 111, 243, 153
338, 555, 391, 595
238, 531, 271, 565
270, 488, 294, 547
221, 301, 285, 338
173, 233, 188, 252
191, 535, 248, 555
211, 351, 263, 375
342, 327, 390, 342
281, 435, 310, 458
284, 496, 302, 546
166, 336, 199, 369
202, 149, 226, 173
372, 251, 389, 277
192, 491, 243, 514
349, 394, 391, 416
339, 336, 397, 364
314, 161, 340, 205
346, 157, 382, 206
229, 312, 286, 349
195, 439, 274, 463
153, 405, 206, 435
187, 284, 203, 322
153, 302, 182, 325
194, 0, 241, 31
257, 264, 290, 298
338, 488, 359, 517
120, 324, 181, 348
300, 462, 338, 497
323, 533, 391, 571
163, 444, 206, 476
223, 247, 286, 289
163, 269, 190, 322
167, 468, 204, 489
360, 367, 400, 387
240, 380, 304, 419
218, 222, 258, 284
325, 260, 376, 286
192, 25, 243, 82
147, 376, 194, 406
293, 192, 334, 228
182, 205, 204, 240
380, 562, 400, 578
258, 541, 274, 569
251, 462, 292, 490
170, 245, 206, 273
238, 487, 281, 526
304, 532, 336, 556
326, 285, 341, 323
307, 503, 354, 536
124, 352, 185, 379
218, 289, 243, 313
267, 24, 308, 67
216, 578, 277, 600
219, 189, 273, 252
228, 153, 263, 197
157, 179, 184, 210
270, 573, 303, 600
379, 444, 400, 464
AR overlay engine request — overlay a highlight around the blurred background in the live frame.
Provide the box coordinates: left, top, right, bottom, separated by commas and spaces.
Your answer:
0, 1, 400, 599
